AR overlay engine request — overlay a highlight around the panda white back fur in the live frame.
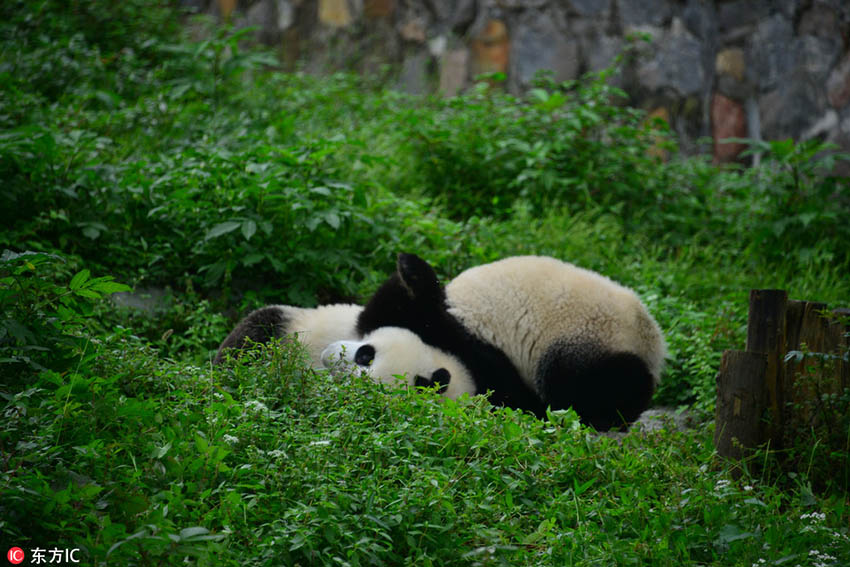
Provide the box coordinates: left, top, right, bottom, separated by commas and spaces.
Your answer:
321, 327, 476, 400
214, 303, 362, 365
356, 253, 666, 430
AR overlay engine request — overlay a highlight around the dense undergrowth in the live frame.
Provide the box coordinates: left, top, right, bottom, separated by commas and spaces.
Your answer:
1, 2, 849, 565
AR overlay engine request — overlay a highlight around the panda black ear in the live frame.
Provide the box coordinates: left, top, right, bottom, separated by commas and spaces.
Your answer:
413, 368, 451, 393
396, 253, 442, 301
431, 368, 451, 394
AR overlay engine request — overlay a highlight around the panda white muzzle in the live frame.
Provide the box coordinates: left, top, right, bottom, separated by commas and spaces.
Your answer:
321, 340, 374, 374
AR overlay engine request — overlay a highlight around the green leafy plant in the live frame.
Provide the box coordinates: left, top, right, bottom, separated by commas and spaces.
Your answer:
0, 250, 130, 377
404, 65, 674, 219
731, 137, 850, 265
781, 317, 850, 493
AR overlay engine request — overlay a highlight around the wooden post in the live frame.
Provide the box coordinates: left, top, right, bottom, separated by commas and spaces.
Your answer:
716, 291, 849, 465
784, 303, 849, 429
745, 289, 788, 446
715, 350, 768, 460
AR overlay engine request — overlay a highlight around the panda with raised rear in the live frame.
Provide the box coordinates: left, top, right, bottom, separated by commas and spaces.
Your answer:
322, 254, 666, 431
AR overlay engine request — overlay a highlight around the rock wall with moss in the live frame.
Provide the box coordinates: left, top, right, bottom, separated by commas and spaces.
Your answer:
192, 0, 850, 162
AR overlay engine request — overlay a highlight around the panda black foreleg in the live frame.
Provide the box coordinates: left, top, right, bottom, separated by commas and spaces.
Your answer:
537, 343, 655, 431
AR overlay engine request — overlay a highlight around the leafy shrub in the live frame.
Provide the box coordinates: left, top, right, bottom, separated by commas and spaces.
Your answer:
404, 67, 674, 219
0, 0, 180, 103
781, 321, 850, 493
0, 250, 129, 378
738, 138, 850, 265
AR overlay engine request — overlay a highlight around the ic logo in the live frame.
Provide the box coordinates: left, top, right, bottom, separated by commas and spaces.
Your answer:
7, 547, 25, 565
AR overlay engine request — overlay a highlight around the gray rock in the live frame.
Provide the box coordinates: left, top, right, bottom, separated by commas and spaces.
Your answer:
497, 0, 548, 9
837, 106, 850, 149
717, 0, 770, 32
449, 0, 478, 34
398, 50, 432, 94
796, 35, 842, 82
277, 0, 294, 30
827, 53, 850, 109
746, 14, 795, 92
246, 0, 281, 45
510, 8, 579, 88
759, 78, 829, 141
425, 0, 452, 21
618, 0, 672, 29
682, 0, 717, 41
774, 0, 801, 20
599, 407, 695, 440
564, 0, 610, 18
802, 109, 839, 141
798, 3, 842, 39
636, 26, 705, 96
583, 33, 623, 74
715, 74, 750, 100
112, 288, 173, 315
632, 408, 694, 433
438, 48, 469, 96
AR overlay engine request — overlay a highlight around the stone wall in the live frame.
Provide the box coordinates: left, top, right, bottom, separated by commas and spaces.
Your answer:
200, 0, 850, 162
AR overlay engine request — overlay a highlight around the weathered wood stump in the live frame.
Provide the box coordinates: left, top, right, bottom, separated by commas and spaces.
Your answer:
714, 290, 848, 462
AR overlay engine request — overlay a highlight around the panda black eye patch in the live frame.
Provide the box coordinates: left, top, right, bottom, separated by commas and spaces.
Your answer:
354, 344, 375, 366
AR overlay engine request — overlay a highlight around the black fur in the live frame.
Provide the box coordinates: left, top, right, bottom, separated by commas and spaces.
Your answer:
358, 253, 546, 416
354, 344, 376, 366
536, 341, 655, 431
414, 368, 451, 394
214, 306, 289, 364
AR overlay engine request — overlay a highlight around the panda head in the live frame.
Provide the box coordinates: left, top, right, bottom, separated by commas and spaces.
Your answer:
320, 326, 475, 400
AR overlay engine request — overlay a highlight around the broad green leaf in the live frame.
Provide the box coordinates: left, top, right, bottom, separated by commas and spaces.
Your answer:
310, 186, 332, 197
323, 211, 340, 229
73, 288, 101, 299
204, 221, 241, 241
88, 280, 132, 294
178, 527, 210, 541
242, 253, 265, 266
70, 270, 91, 290
241, 219, 257, 240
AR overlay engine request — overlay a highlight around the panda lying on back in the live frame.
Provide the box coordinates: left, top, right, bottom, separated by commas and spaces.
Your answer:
323, 254, 667, 431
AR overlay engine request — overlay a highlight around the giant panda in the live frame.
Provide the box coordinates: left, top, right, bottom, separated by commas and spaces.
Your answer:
214, 303, 362, 366
340, 253, 666, 430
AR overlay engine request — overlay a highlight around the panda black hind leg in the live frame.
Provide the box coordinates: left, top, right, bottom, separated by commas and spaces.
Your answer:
214, 306, 289, 364
536, 341, 655, 431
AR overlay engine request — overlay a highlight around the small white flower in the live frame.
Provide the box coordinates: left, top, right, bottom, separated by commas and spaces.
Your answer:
223, 434, 240, 445
245, 400, 268, 412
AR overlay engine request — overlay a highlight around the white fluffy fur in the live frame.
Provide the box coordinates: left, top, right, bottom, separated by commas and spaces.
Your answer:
277, 303, 362, 366
321, 327, 476, 400
444, 256, 666, 387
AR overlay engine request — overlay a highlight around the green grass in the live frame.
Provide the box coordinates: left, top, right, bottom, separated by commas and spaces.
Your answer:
1, 2, 849, 565
4, 338, 849, 566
